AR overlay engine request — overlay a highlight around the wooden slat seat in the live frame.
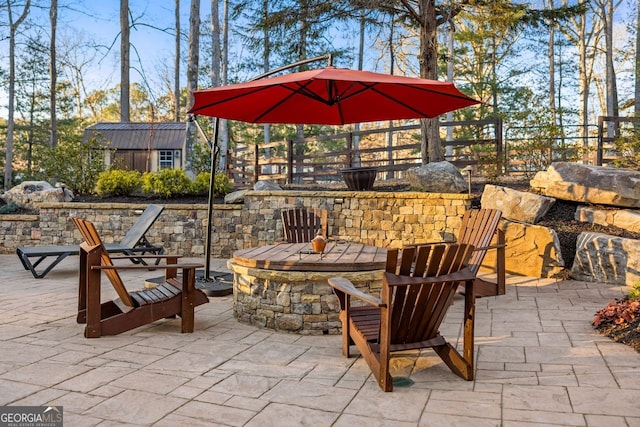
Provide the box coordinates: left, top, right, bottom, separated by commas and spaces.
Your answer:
328, 243, 476, 392
72, 216, 209, 338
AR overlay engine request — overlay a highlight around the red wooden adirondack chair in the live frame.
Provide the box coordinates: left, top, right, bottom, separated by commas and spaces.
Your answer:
328, 243, 476, 392
72, 216, 209, 338
280, 207, 328, 243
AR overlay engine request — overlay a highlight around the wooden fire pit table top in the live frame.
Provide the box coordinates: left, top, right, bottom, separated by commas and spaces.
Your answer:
232, 242, 388, 272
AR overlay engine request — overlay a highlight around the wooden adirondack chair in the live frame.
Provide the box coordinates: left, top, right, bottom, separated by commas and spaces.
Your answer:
281, 208, 328, 243
72, 217, 209, 338
328, 243, 476, 392
456, 208, 505, 297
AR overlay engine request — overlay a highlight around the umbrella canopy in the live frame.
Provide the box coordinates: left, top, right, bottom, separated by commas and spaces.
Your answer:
188, 66, 479, 125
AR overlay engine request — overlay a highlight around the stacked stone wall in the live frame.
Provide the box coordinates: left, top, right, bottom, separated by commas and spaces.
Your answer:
0, 191, 472, 259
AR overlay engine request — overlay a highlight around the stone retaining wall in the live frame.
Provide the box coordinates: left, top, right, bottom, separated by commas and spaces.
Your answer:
0, 191, 472, 259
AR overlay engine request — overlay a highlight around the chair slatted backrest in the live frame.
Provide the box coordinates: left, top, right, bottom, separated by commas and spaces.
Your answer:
457, 209, 502, 275
72, 217, 135, 308
281, 208, 328, 243
385, 243, 474, 345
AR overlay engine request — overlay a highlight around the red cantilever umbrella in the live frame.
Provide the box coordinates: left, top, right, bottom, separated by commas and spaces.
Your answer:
188, 66, 479, 124
189, 64, 479, 284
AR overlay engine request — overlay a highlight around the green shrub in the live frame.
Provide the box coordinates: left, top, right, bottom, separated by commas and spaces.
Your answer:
190, 172, 211, 195
0, 203, 21, 214
39, 137, 110, 195
141, 169, 192, 198
189, 172, 233, 197
629, 281, 640, 301
213, 173, 233, 197
96, 170, 142, 196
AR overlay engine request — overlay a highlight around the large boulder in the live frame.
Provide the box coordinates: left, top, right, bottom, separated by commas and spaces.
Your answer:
530, 162, 640, 208
482, 219, 565, 278
481, 184, 555, 224
571, 232, 640, 287
1, 181, 73, 209
253, 180, 282, 191
224, 189, 249, 204
406, 161, 467, 193
575, 206, 640, 233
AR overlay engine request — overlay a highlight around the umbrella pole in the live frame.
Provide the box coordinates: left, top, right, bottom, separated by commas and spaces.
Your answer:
205, 117, 220, 281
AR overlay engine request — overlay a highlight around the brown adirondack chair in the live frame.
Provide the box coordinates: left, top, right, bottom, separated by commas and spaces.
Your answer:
328, 243, 477, 392
72, 217, 209, 338
456, 208, 505, 297
281, 207, 328, 243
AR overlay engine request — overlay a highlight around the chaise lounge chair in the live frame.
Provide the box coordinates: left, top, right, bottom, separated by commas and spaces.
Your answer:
16, 204, 165, 279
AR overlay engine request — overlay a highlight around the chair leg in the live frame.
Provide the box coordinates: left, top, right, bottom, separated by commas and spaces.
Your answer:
433, 279, 475, 381
340, 312, 349, 357
84, 250, 103, 338
180, 269, 196, 333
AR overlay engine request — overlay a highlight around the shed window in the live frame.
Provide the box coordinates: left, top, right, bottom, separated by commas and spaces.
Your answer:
159, 150, 174, 169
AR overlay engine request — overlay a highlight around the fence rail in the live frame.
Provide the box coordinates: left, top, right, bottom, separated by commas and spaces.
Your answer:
227, 119, 502, 187
225, 115, 632, 187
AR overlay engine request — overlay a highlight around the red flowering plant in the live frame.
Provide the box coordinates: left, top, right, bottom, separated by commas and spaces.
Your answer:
593, 298, 640, 328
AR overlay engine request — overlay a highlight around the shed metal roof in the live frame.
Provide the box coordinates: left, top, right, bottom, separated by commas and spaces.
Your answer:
84, 122, 188, 150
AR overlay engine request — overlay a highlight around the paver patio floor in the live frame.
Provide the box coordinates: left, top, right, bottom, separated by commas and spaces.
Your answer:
0, 254, 638, 426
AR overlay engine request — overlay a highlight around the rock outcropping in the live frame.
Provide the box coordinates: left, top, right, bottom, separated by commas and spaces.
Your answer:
530, 162, 640, 208
1, 181, 73, 209
406, 161, 467, 193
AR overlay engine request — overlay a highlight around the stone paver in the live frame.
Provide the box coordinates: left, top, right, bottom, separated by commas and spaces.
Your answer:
0, 255, 637, 426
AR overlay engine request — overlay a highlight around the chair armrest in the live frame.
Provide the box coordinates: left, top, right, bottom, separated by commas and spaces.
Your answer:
406, 240, 455, 247
473, 243, 506, 251
91, 263, 203, 271
384, 267, 476, 287
110, 254, 183, 261
328, 277, 385, 307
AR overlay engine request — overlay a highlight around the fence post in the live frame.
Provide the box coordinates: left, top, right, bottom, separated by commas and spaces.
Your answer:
597, 116, 603, 166
495, 118, 503, 176
346, 132, 353, 168
254, 143, 259, 183
287, 139, 294, 183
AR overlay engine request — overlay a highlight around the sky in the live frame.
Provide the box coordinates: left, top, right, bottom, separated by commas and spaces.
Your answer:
0, 0, 635, 122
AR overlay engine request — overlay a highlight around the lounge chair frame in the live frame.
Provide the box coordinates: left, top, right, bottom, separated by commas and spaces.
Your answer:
16, 204, 165, 279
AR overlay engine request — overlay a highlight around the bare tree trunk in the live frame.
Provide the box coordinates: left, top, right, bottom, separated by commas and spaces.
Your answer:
418, 0, 442, 164
186, 0, 200, 173
603, 0, 618, 136
50, 0, 58, 148
579, 16, 590, 144
548, 6, 556, 126
219, 0, 229, 170
261, 0, 271, 173
174, 0, 181, 121
635, 0, 640, 115
210, 0, 221, 173
187, 0, 200, 97
5, 0, 31, 190
120, 0, 130, 122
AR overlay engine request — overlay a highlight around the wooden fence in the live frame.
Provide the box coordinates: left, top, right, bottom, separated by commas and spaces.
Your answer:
226, 118, 502, 187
